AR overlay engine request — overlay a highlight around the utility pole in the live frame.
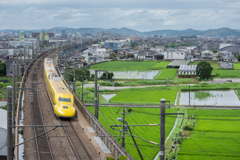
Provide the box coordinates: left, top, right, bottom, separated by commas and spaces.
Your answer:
126, 121, 144, 160
7, 86, 13, 160
73, 63, 76, 93
24, 46, 26, 64
189, 85, 190, 107
32, 42, 34, 59
16, 53, 19, 90
12, 63, 15, 126
82, 79, 84, 101
160, 99, 165, 160
28, 45, 30, 61
122, 107, 126, 149
94, 69, 98, 119
63, 54, 66, 80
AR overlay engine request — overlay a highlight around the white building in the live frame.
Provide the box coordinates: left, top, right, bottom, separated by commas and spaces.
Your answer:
162, 49, 188, 60
0, 109, 7, 159
82, 48, 95, 62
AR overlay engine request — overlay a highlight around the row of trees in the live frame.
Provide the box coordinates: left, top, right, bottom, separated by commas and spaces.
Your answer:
66, 68, 114, 82
0, 60, 6, 77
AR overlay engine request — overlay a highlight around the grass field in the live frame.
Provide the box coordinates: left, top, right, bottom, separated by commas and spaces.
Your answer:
87, 106, 179, 159
109, 90, 178, 105
0, 77, 12, 99
154, 69, 178, 80
178, 109, 240, 160
90, 61, 158, 71
212, 70, 240, 78
189, 61, 221, 69
233, 63, 240, 70
150, 61, 171, 70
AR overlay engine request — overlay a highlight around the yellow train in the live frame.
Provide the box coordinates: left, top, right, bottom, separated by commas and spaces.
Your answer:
44, 58, 76, 118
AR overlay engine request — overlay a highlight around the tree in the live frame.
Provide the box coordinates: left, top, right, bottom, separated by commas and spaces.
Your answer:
237, 54, 240, 61
164, 44, 169, 48
100, 72, 114, 80
196, 62, 213, 80
0, 60, 6, 77
170, 44, 176, 48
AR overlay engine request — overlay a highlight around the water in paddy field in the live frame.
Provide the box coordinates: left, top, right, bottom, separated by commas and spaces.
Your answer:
179, 90, 240, 106
89, 70, 159, 79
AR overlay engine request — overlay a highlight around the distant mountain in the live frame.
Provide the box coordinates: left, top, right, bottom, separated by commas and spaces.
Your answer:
1, 27, 240, 37
142, 29, 202, 36
201, 27, 240, 37
107, 27, 140, 35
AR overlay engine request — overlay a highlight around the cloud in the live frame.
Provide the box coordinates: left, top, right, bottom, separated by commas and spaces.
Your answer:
0, 1, 240, 31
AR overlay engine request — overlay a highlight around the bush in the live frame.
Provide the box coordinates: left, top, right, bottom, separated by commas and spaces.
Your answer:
99, 81, 113, 86
0, 82, 3, 88
114, 82, 123, 86
183, 122, 194, 131
168, 151, 176, 160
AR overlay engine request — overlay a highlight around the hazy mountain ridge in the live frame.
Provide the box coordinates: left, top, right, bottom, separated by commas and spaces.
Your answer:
1, 27, 240, 37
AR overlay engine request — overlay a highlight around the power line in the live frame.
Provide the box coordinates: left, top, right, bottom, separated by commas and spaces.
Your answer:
189, 137, 215, 160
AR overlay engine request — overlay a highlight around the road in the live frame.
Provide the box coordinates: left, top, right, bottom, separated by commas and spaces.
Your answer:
83, 83, 196, 90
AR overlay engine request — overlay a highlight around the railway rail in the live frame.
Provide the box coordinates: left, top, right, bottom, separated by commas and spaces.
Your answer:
16, 43, 131, 160
58, 118, 92, 160
30, 50, 57, 160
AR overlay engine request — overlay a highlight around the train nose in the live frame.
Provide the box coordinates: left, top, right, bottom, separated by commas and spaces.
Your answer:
56, 106, 76, 117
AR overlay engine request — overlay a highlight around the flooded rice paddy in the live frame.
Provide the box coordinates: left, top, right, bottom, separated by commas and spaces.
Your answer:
179, 90, 240, 106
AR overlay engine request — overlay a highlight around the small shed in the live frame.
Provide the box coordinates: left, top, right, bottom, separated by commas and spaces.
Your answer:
0, 109, 7, 160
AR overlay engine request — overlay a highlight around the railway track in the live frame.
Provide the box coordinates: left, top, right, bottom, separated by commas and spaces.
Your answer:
50, 52, 93, 160
58, 118, 92, 160
29, 50, 56, 160
27, 48, 93, 160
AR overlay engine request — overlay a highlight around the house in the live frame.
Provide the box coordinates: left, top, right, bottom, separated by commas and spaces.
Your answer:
72, 54, 85, 68
0, 109, 7, 160
201, 50, 213, 60
82, 48, 95, 62
104, 42, 118, 52
162, 49, 188, 60
137, 50, 162, 60
96, 48, 109, 58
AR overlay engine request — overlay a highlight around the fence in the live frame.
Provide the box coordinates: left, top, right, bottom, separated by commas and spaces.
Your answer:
15, 49, 52, 160
55, 49, 134, 159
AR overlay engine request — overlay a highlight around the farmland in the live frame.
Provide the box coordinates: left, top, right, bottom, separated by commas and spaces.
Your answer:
189, 61, 221, 69
90, 61, 158, 71
233, 63, 240, 70
154, 69, 178, 80
150, 61, 171, 70
87, 106, 179, 159
212, 70, 240, 78
178, 109, 240, 160
109, 90, 178, 105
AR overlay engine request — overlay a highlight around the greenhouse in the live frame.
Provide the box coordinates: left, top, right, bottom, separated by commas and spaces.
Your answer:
178, 65, 197, 76
167, 60, 190, 68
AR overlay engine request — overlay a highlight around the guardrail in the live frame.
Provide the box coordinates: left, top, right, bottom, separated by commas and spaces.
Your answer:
55, 51, 134, 159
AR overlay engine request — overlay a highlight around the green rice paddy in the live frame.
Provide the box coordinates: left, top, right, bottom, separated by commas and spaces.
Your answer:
150, 61, 171, 70
87, 106, 179, 159
178, 109, 240, 160
212, 70, 240, 78
90, 61, 158, 71
189, 61, 221, 69
154, 69, 178, 80
109, 90, 178, 105
233, 63, 240, 70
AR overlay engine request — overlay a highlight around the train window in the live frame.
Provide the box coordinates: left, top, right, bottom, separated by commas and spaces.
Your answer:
51, 72, 61, 81
47, 59, 52, 64
59, 97, 71, 102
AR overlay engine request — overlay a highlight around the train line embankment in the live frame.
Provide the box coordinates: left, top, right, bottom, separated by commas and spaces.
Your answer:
19, 46, 127, 160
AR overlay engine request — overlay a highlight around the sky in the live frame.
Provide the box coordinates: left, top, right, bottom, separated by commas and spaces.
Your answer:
0, 0, 240, 31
